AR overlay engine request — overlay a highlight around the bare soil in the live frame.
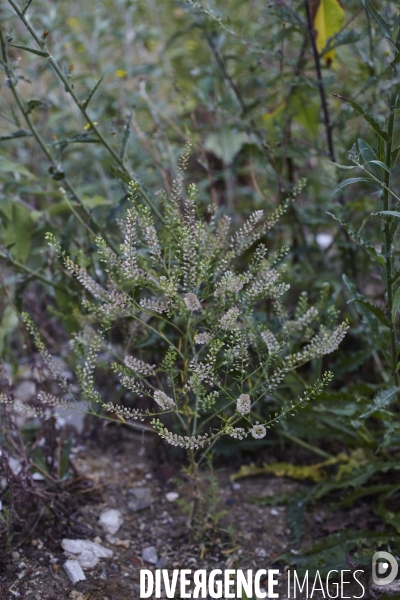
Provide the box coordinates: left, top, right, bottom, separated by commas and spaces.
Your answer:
0, 424, 375, 600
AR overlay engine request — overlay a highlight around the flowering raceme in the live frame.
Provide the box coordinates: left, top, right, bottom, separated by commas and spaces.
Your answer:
22, 146, 347, 459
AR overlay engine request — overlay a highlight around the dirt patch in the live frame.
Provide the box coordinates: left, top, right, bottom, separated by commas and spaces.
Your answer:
0, 425, 307, 599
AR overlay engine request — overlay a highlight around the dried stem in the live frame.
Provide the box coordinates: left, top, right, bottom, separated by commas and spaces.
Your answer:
304, 0, 336, 162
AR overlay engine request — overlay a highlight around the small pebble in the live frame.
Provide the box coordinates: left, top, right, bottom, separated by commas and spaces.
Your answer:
156, 556, 168, 568
128, 487, 152, 512
142, 546, 158, 564
165, 492, 179, 502
99, 508, 123, 535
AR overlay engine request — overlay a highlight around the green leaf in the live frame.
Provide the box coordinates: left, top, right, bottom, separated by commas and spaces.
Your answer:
291, 91, 319, 137
361, 0, 393, 41
120, 108, 133, 161
0, 200, 34, 263
392, 286, 400, 322
279, 529, 400, 576
82, 75, 104, 110
358, 137, 378, 163
343, 276, 390, 360
391, 146, 400, 169
0, 156, 37, 179
358, 138, 390, 178
59, 437, 73, 480
0, 306, 19, 356
80, 195, 110, 208
327, 212, 385, 265
365, 159, 391, 175
349, 298, 390, 328
110, 165, 132, 184
26, 99, 49, 114
330, 177, 375, 198
332, 95, 391, 142
360, 387, 399, 418
204, 128, 249, 165
8, 43, 49, 57
373, 210, 400, 220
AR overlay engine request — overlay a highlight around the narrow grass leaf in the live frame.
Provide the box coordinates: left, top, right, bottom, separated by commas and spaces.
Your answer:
332, 95, 391, 142
327, 212, 385, 265
349, 298, 390, 328
362, 0, 393, 41
8, 43, 49, 57
82, 75, 104, 110
330, 177, 375, 199
392, 286, 400, 323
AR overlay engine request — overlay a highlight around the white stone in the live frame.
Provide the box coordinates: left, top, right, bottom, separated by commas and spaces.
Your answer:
142, 546, 158, 564
61, 539, 113, 569
98, 508, 123, 535
165, 492, 179, 502
63, 559, 86, 584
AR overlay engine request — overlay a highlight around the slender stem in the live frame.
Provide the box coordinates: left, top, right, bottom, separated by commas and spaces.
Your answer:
0, 28, 120, 255
382, 92, 399, 386
304, 0, 335, 162
0, 250, 63, 290
6, 0, 162, 223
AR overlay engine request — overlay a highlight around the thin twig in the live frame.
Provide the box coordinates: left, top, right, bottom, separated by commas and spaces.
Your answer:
304, 0, 336, 162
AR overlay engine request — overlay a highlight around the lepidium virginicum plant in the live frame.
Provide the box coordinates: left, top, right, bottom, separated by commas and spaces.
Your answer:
15, 148, 348, 523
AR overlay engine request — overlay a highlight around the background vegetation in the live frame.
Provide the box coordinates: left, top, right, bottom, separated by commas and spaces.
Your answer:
1, 0, 400, 578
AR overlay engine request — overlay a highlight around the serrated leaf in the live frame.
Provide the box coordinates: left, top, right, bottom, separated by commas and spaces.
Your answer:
362, 0, 393, 41
349, 298, 390, 328
312, 0, 345, 66
82, 75, 104, 110
330, 177, 375, 199
8, 43, 49, 57
360, 387, 399, 418
327, 212, 385, 265
332, 95, 391, 142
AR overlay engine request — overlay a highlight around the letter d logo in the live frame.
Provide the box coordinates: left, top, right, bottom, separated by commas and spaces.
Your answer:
372, 551, 398, 586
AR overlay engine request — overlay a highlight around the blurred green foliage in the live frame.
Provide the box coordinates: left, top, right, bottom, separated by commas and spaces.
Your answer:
1, 0, 400, 569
